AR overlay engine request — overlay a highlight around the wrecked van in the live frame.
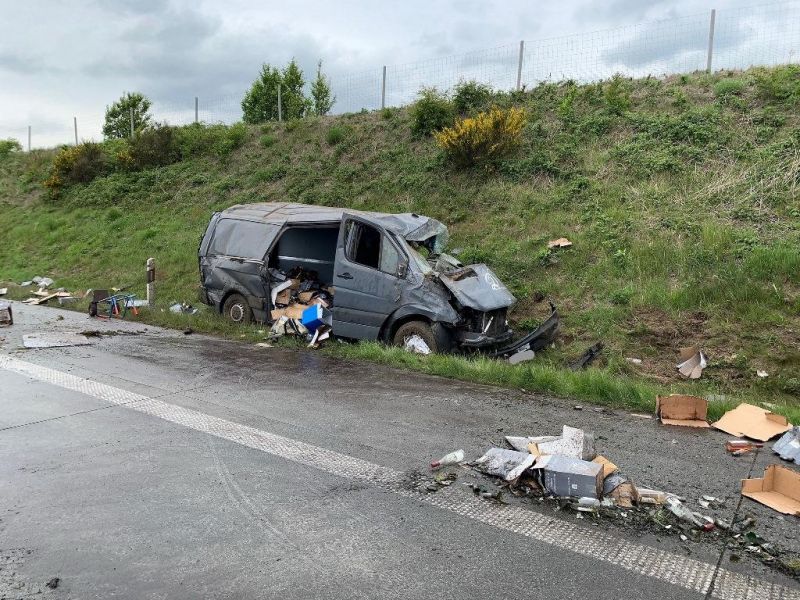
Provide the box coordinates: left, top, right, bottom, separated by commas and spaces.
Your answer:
198, 202, 558, 354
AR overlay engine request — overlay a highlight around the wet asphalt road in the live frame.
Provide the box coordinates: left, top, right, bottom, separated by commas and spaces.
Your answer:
0, 302, 798, 599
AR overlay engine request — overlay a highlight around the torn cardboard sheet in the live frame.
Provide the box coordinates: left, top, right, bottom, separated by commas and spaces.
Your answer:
536, 455, 603, 499
741, 465, 800, 516
592, 455, 619, 478
603, 473, 638, 508
536, 425, 596, 460
475, 448, 536, 482
270, 280, 293, 306
547, 237, 573, 249
676, 346, 707, 379
713, 403, 792, 442
504, 435, 559, 453
22, 333, 93, 349
655, 394, 710, 428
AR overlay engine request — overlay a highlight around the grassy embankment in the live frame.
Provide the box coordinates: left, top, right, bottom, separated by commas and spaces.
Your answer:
1, 65, 799, 421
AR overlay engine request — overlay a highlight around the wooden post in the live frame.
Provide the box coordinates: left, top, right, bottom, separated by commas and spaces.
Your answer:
146, 257, 155, 308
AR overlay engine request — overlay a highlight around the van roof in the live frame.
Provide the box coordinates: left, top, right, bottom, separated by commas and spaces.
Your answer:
220, 202, 445, 240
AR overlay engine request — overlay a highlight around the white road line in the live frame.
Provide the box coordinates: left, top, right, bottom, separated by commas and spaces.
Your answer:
1, 354, 797, 600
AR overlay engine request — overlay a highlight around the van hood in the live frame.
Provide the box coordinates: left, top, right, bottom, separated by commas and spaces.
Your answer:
438, 264, 516, 311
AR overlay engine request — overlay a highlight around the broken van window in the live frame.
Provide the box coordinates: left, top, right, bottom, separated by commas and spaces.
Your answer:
399, 238, 433, 275
210, 219, 275, 259
346, 221, 381, 269
405, 220, 449, 255
380, 238, 401, 275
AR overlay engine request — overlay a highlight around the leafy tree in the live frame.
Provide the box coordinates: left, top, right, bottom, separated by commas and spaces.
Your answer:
281, 59, 312, 119
242, 64, 283, 123
311, 60, 335, 116
103, 92, 152, 139
0, 138, 22, 157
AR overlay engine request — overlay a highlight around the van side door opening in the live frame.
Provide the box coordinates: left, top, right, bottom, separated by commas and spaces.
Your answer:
267, 225, 339, 286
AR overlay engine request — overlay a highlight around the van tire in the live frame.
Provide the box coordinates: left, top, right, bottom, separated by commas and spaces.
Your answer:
222, 293, 253, 324
393, 320, 451, 354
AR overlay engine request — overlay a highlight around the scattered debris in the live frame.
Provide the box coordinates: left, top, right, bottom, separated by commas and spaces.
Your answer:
570, 342, 604, 370
637, 488, 668, 505
676, 345, 707, 379
169, 302, 198, 315
726, 439, 764, 456
0, 287, 6, 296
269, 316, 308, 338
533, 425, 595, 461
22, 333, 93, 349
625, 357, 642, 365
20, 280, 33, 287
255, 342, 273, 348
183, 328, 194, 335
773, 427, 800, 465
45, 577, 60, 590
592, 455, 618, 478
547, 237, 573, 249
741, 465, 800, 515
430, 449, 464, 469
537, 454, 603, 498
713, 403, 792, 442
756, 370, 769, 378
0, 301, 12, 327
32, 276, 54, 288
404, 334, 431, 355
475, 448, 536, 482
508, 348, 536, 364
655, 394, 710, 428
504, 435, 559, 452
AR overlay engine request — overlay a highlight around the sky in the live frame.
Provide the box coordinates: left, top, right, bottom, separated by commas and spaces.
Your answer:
1, 0, 797, 148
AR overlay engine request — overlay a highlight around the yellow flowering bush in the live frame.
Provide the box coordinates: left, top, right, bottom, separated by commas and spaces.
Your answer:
434, 107, 525, 166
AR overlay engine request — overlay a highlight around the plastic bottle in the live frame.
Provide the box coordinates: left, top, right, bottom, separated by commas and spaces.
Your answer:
431, 449, 464, 469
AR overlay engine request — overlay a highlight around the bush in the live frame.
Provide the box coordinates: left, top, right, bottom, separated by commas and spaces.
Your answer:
175, 123, 247, 158
0, 138, 22, 157
128, 124, 179, 169
435, 107, 526, 167
753, 64, 800, 103
604, 75, 631, 115
713, 78, 746, 98
410, 88, 454, 136
453, 80, 492, 115
260, 134, 277, 148
325, 126, 346, 145
44, 143, 108, 195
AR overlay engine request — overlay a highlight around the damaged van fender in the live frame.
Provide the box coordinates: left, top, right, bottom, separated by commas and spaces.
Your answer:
197, 202, 559, 354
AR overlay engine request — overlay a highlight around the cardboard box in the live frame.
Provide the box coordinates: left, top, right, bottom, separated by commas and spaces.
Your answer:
592, 455, 619, 478
741, 465, 800, 515
655, 394, 710, 428
275, 289, 292, 305
301, 304, 326, 332
536, 455, 603, 498
713, 403, 792, 442
271, 303, 308, 321
536, 425, 595, 460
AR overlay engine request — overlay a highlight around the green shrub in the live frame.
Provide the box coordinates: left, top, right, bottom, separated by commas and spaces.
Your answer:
604, 75, 631, 115
380, 107, 399, 119
260, 134, 277, 148
325, 126, 346, 145
44, 142, 108, 195
453, 80, 492, 114
435, 107, 525, 167
713, 78, 745, 98
0, 138, 22, 157
128, 124, 179, 169
753, 64, 800, 103
175, 123, 247, 158
410, 87, 454, 136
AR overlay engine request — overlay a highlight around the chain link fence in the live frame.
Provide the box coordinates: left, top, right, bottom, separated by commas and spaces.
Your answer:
4, 1, 800, 149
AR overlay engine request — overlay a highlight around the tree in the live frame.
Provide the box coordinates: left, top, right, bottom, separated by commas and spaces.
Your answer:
103, 92, 152, 139
241, 63, 282, 123
0, 138, 22, 157
311, 60, 335, 116
280, 59, 312, 120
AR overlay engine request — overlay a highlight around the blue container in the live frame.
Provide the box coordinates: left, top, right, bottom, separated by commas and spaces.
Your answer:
301, 304, 325, 332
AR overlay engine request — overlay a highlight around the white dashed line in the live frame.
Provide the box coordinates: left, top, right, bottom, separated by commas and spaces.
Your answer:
1, 354, 797, 600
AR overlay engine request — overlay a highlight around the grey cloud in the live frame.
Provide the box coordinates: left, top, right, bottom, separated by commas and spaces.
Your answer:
0, 52, 62, 76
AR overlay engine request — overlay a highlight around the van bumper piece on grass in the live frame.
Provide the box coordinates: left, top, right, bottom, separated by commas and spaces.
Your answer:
488, 303, 560, 360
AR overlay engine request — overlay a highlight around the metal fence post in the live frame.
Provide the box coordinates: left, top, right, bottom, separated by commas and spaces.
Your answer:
194, 97, 199, 123
73, 116, 78, 145
27, 126, 31, 152
516, 40, 525, 91
129, 107, 135, 138
277, 84, 282, 122
706, 9, 716, 73
381, 65, 387, 109
146, 257, 156, 308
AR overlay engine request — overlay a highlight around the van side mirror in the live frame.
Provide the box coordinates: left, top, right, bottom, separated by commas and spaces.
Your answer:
396, 260, 408, 279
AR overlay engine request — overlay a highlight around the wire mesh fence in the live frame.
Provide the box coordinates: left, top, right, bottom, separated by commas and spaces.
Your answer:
4, 1, 800, 149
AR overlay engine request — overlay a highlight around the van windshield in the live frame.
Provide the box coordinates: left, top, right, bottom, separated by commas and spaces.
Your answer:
399, 238, 433, 275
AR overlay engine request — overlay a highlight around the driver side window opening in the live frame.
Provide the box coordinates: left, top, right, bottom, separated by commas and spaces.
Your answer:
344, 220, 402, 275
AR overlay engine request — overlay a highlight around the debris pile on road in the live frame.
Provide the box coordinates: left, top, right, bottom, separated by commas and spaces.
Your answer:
0, 300, 13, 326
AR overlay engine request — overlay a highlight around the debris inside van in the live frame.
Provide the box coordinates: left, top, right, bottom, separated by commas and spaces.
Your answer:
713, 403, 792, 442
404, 334, 431, 355
676, 345, 707, 379
198, 203, 560, 355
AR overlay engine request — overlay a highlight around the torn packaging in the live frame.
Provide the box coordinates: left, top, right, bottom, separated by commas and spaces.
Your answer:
592, 455, 618, 478
773, 427, 800, 465
475, 448, 536, 482
505, 435, 559, 453
741, 465, 800, 516
603, 473, 639, 508
655, 395, 710, 428
536, 455, 603, 499
676, 346, 707, 379
713, 403, 792, 442
536, 425, 596, 461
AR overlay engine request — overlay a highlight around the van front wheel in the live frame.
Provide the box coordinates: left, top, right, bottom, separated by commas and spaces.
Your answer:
222, 293, 253, 324
393, 320, 451, 354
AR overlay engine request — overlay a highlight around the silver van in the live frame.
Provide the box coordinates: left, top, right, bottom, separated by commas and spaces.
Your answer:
198, 202, 558, 354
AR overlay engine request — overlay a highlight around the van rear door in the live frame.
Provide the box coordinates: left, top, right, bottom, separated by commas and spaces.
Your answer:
332, 214, 406, 340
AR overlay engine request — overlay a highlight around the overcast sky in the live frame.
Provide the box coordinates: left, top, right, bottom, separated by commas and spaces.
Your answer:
1, 0, 796, 147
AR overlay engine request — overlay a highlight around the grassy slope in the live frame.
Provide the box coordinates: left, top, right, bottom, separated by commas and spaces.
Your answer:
1, 66, 799, 420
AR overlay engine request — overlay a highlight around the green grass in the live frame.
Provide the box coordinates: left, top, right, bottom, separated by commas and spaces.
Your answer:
1, 65, 799, 419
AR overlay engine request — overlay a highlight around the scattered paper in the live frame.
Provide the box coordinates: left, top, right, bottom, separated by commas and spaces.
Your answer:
547, 237, 573, 249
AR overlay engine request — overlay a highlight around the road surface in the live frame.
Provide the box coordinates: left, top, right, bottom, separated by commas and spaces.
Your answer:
1, 302, 798, 599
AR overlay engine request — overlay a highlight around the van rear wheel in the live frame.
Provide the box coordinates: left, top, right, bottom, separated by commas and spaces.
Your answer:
222, 293, 253, 324
393, 320, 451, 354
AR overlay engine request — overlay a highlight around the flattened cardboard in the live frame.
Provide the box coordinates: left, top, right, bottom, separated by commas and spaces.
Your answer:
592, 455, 619, 478
655, 394, 710, 428
741, 465, 800, 515
713, 403, 792, 442
547, 237, 573, 249
271, 303, 309, 321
